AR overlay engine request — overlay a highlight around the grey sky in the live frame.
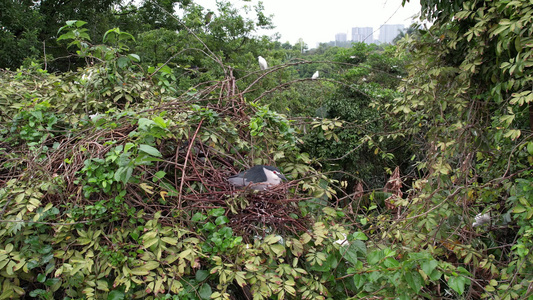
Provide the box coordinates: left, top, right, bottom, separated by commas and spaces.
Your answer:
193, 0, 421, 47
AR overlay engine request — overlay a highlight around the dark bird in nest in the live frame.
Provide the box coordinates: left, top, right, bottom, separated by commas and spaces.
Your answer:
227, 165, 287, 191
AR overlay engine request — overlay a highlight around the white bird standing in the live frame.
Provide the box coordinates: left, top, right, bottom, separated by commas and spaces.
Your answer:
472, 212, 491, 227
312, 71, 319, 79
258, 56, 268, 70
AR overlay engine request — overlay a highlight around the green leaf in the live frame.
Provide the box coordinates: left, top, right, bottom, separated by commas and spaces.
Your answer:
503, 129, 521, 140
341, 243, 359, 265
322, 207, 337, 217
353, 273, 365, 289
152, 116, 167, 128
128, 54, 141, 62
500, 114, 515, 126
143, 260, 161, 272
192, 212, 207, 222
527, 142, 533, 155
130, 267, 149, 276
367, 250, 384, 265
29, 289, 47, 298
74, 20, 87, 28
117, 56, 130, 69
312, 253, 337, 272
352, 231, 368, 240
138, 118, 154, 128
351, 240, 367, 255
143, 237, 159, 249
143, 261, 159, 271
383, 257, 399, 268
421, 260, 438, 277
367, 270, 382, 283
215, 216, 229, 225
429, 269, 443, 281
108, 290, 125, 300
404, 271, 423, 292
4, 244, 14, 253
264, 235, 282, 245
161, 237, 178, 245
209, 208, 225, 217
199, 283, 212, 299
448, 275, 468, 295
271, 244, 286, 257
139, 144, 162, 157
114, 166, 133, 185
153, 171, 166, 181
196, 269, 209, 282
202, 222, 215, 231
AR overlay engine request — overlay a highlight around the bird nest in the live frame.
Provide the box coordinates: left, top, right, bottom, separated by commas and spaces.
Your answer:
227, 185, 310, 242
180, 172, 308, 242
154, 141, 311, 241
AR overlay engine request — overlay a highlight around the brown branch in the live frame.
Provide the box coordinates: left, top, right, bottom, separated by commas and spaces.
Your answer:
178, 119, 204, 209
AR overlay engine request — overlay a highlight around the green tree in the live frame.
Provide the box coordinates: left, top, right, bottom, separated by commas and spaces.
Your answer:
0, 0, 190, 70
388, 0, 533, 298
0, 0, 44, 68
301, 43, 408, 191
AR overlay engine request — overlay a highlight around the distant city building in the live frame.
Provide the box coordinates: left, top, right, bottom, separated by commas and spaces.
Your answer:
378, 24, 405, 44
335, 33, 347, 42
351, 27, 373, 44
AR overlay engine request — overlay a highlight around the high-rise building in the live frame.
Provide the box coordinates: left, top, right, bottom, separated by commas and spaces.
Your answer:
351, 27, 373, 44
378, 24, 405, 44
335, 33, 347, 42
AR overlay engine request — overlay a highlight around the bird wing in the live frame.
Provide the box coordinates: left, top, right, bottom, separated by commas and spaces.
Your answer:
242, 166, 267, 183
227, 174, 249, 187
227, 166, 268, 187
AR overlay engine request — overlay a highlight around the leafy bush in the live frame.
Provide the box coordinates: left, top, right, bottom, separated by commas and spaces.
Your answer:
2, 1, 533, 298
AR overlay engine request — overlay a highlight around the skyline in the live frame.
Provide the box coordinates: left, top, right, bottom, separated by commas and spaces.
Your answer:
193, 0, 422, 48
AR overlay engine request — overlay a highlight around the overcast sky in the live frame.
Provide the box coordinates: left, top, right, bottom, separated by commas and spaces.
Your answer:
193, 0, 422, 48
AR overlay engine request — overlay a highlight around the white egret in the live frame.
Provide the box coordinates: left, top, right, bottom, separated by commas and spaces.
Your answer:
258, 56, 268, 70
312, 71, 319, 79
472, 212, 491, 227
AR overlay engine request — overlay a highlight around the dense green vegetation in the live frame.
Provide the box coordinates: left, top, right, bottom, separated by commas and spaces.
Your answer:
0, 0, 532, 299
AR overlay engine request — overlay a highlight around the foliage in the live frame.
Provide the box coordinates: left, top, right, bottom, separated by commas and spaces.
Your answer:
0, 14, 464, 298
0, 0, 189, 71
390, 0, 533, 298
2, 0, 533, 298
0, 172, 469, 299
0, 0, 44, 68
0, 21, 346, 299
300, 43, 410, 192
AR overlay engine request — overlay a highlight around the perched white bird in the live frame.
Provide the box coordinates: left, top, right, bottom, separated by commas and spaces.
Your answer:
312, 71, 319, 79
472, 212, 491, 227
81, 71, 93, 82
258, 56, 268, 70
